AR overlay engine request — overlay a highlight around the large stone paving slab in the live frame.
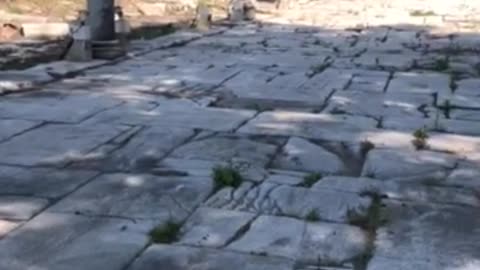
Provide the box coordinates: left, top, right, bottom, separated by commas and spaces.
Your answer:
0, 166, 98, 198
179, 207, 256, 248
0, 196, 49, 220
227, 215, 368, 265
78, 126, 196, 171
169, 135, 278, 165
0, 119, 40, 142
0, 123, 128, 167
50, 174, 213, 223
367, 201, 480, 270
238, 111, 377, 142
0, 93, 122, 123
0, 212, 149, 270
128, 244, 294, 270
361, 148, 457, 179
206, 182, 371, 223
86, 98, 256, 132
273, 137, 345, 174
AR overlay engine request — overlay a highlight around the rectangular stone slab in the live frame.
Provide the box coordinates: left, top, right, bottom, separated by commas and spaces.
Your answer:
0, 119, 40, 142
49, 174, 213, 222
128, 244, 294, 270
0, 124, 128, 167
0, 166, 98, 199
0, 212, 149, 270
238, 111, 377, 143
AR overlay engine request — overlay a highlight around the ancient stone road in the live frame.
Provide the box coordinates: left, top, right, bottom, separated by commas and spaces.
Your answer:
1, 1, 480, 269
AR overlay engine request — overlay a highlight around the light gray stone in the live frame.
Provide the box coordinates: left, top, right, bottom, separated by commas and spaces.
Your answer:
264, 170, 306, 186
206, 183, 371, 223
0, 212, 149, 270
82, 126, 195, 171
28, 61, 106, 77
86, 99, 256, 132
0, 93, 122, 123
0, 71, 52, 93
387, 71, 450, 95
0, 119, 40, 142
129, 244, 294, 270
170, 136, 277, 165
155, 158, 268, 182
0, 166, 98, 198
50, 174, 213, 222
0, 124, 128, 167
0, 196, 49, 220
347, 70, 389, 92
273, 137, 345, 174
299, 222, 368, 265
238, 111, 377, 143
361, 149, 457, 179
368, 201, 480, 270
227, 215, 304, 258
179, 207, 255, 248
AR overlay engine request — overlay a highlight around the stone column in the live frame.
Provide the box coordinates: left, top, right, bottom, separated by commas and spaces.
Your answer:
87, 0, 115, 41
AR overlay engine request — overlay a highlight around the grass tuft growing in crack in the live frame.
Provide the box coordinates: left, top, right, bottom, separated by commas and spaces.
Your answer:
349, 192, 386, 270
300, 172, 322, 188
412, 127, 429, 150
432, 58, 450, 71
305, 210, 320, 222
149, 221, 181, 244
212, 165, 243, 191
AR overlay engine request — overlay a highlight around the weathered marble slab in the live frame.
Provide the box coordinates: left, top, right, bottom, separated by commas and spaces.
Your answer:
128, 244, 294, 270
238, 111, 377, 142
0, 119, 40, 142
0, 196, 49, 220
0, 124, 128, 167
0, 212, 149, 270
49, 174, 213, 222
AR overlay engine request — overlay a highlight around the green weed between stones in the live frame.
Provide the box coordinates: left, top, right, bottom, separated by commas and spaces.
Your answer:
212, 165, 243, 191
300, 172, 322, 188
412, 127, 429, 150
149, 221, 181, 244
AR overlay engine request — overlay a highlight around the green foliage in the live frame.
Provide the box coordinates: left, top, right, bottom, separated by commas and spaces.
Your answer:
213, 165, 243, 190
300, 172, 322, 188
412, 127, 429, 150
149, 221, 181, 243
410, 10, 437, 17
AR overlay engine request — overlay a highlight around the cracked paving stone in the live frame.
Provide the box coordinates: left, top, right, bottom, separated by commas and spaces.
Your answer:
0, 212, 149, 270
0, 196, 49, 220
238, 111, 377, 143
206, 182, 370, 223
0, 166, 98, 199
85, 98, 256, 132
169, 135, 277, 166
227, 215, 305, 259
0, 123, 128, 167
299, 222, 368, 266
128, 244, 294, 270
178, 207, 256, 248
264, 170, 307, 186
346, 70, 390, 93
0, 93, 122, 123
0, 119, 40, 142
312, 176, 480, 207
367, 201, 480, 270
155, 158, 269, 182
49, 174, 213, 223
387, 71, 450, 95
77, 126, 196, 171
361, 148, 457, 179
273, 137, 345, 174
